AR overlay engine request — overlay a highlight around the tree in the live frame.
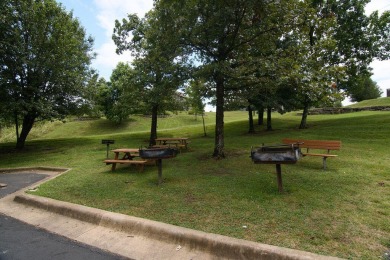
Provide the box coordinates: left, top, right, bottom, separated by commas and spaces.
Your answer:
104, 62, 144, 123
154, 0, 300, 158
331, 1, 390, 87
113, 11, 188, 146
349, 75, 382, 102
186, 80, 205, 118
70, 70, 104, 119
93, 78, 113, 119
0, 0, 94, 149
186, 80, 207, 136
288, 0, 346, 129
236, 32, 303, 133
293, 0, 389, 128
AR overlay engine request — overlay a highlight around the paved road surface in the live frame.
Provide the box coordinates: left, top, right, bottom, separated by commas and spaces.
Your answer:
0, 172, 128, 260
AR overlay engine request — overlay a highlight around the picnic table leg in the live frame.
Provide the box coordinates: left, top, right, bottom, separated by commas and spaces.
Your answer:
111, 152, 119, 171
157, 159, 163, 185
137, 164, 144, 173
276, 164, 283, 193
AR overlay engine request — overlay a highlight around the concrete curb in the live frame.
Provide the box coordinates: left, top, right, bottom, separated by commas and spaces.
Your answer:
14, 193, 341, 260
0, 166, 70, 173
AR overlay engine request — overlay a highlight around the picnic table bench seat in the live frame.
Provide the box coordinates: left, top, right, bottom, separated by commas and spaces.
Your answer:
282, 138, 341, 169
104, 159, 147, 172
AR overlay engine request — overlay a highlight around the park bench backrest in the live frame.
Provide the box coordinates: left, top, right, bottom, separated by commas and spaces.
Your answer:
282, 138, 341, 153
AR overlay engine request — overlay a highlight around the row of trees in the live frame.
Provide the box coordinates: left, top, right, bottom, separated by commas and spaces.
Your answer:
1, 0, 389, 155
82, 63, 193, 123
111, 0, 389, 158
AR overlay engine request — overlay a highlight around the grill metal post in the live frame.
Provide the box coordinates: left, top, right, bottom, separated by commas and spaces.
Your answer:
101, 140, 115, 158
139, 148, 177, 185
276, 164, 283, 193
157, 159, 163, 185
251, 144, 302, 193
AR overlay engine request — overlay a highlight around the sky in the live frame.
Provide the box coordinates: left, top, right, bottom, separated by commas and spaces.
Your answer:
58, 0, 390, 105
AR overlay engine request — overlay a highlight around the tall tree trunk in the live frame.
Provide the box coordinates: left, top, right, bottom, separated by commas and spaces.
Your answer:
202, 113, 207, 137
16, 113, 35, 149
266, 106, 272, 131
299, 104, 309, 129
149, 104, 158, 147
258, 107, 264, 125
213, 73, 225, 159
14, 112, 20, 143
248, 105, 254, 133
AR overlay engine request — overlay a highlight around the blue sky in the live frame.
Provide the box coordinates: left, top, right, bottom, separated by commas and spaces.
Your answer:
58, 0, 390, 103
58, 0, 154, 80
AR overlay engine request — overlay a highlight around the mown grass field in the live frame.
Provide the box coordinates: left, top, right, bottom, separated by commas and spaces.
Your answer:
1, 102, 389, 259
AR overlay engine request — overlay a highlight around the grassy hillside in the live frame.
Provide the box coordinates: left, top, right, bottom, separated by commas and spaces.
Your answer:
2, 96, 389, 142
346, 96, 390, 108
0, 111, 249, 143
0, 110, 389, 259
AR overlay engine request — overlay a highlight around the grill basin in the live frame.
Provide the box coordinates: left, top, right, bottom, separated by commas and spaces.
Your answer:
139, 147, 178, 159
251, 144, 301, 164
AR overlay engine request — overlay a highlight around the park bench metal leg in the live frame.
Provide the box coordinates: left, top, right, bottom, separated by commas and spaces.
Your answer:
323, 157, 327, 170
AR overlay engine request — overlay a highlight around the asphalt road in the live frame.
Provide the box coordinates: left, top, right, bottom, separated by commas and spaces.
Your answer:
0, 172, 128, 260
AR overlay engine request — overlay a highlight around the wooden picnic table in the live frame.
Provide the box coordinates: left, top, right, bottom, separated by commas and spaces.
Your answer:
104, 148, 147, 172
154, 137, 190, 150
112, 148, 139, 160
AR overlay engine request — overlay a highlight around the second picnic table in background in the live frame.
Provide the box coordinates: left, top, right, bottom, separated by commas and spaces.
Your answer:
154, 137, 190, 151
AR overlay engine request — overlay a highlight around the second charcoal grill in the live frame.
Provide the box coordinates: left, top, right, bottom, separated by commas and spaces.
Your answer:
251, 144, 302, 192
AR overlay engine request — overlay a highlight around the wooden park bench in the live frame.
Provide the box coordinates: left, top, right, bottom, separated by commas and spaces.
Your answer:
282, 138, 341, 169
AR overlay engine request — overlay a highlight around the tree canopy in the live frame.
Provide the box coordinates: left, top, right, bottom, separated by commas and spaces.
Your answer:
152, 0, 303, 158
0, 0, 94, 149
110, 0, 388, 157
349, 75, 382, 102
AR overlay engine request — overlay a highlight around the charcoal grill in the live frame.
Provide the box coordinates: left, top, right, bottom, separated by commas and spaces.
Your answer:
139, 147, 178, 185
101, 139, 115, 158
139, 147, 178, 159
251, 144, 301, 192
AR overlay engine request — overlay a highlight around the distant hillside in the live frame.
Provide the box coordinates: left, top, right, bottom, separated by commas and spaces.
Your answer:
308, 97, 390, 115
346, 97, 390, 108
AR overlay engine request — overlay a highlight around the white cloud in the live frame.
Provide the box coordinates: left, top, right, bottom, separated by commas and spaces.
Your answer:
94, 42, 133, 79
371, 60, 390, 82
91, 0, 154, 79
371, 59, 390, 96
94, 0, 153, 36
365, 0, 390, 15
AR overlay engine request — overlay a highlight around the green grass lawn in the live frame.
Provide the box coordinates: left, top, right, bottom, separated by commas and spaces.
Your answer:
1, 110, 389, 259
